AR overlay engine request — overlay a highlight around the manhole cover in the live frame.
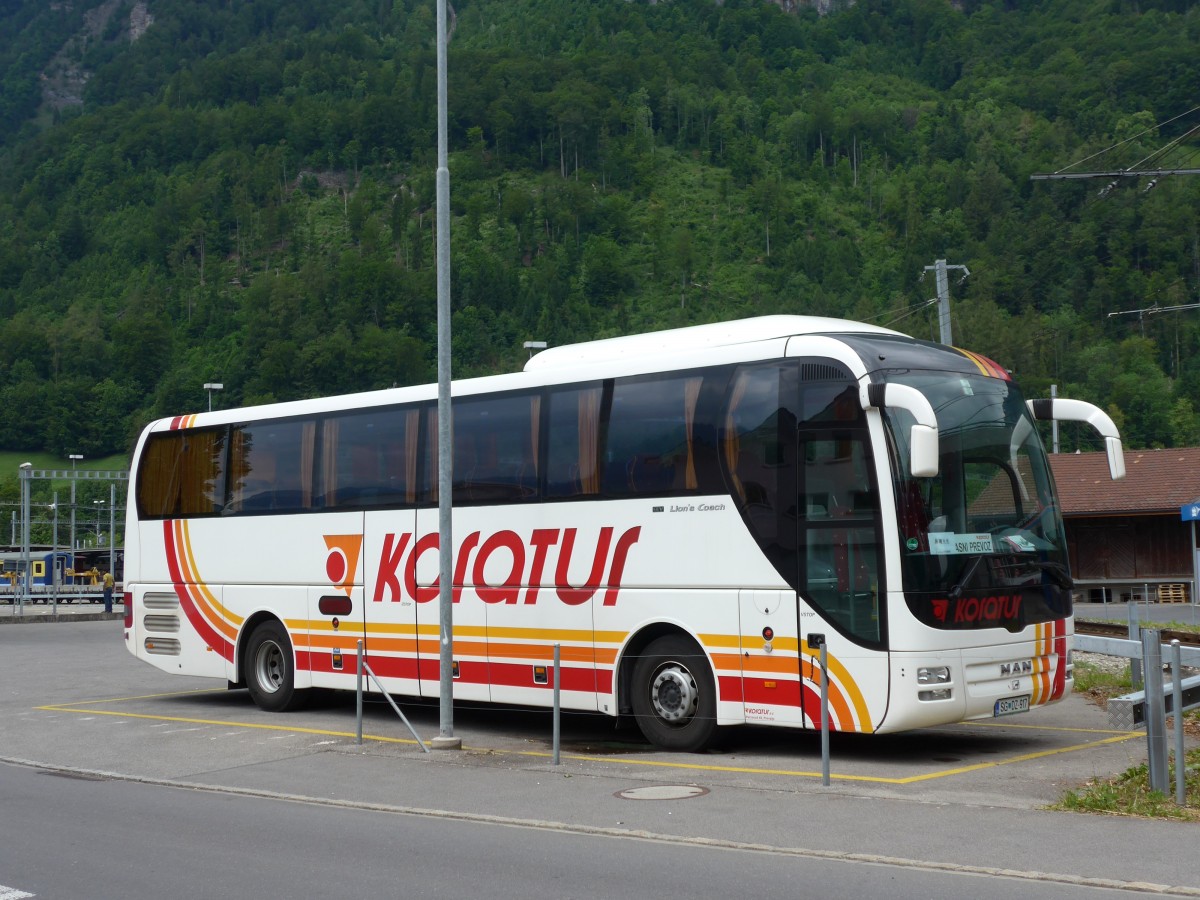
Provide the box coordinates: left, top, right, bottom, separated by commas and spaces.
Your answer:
615, 784, 709, 801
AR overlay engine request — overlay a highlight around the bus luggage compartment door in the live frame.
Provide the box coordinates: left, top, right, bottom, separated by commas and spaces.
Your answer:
738, 589, 806, 728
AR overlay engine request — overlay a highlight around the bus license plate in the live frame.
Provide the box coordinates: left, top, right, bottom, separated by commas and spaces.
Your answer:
994, 695, 1030, 717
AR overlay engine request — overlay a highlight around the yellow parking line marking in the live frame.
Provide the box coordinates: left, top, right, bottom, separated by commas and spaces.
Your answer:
37, 703, 421, 745
503, 731, 1143, 784
38, 692, 1143, 785
952, 719, 1130, 736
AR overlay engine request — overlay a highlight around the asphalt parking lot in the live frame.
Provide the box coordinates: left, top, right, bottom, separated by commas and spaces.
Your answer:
5, 613, 1200, 894
0, 609, 1156, 808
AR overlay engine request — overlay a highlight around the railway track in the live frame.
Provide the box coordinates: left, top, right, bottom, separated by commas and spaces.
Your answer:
1076, 618, 1200, 648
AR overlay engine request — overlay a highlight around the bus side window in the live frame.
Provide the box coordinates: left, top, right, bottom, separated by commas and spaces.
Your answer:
545, 386, 602, 499
136, 429, 226, 518
603, 374, 705, 498
452, 393, 539, 504
227, 421, 315, 514
320, 408, 415, 509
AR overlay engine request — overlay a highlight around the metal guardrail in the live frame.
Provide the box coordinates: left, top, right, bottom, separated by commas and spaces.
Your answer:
1075, 633, 1200, 667
1108, 675, 1200, 730
1076, 630, 1192, 803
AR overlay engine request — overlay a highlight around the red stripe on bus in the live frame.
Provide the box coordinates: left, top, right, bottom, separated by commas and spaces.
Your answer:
738, 678, 801, 707
485, 661, 599, 693
162, 521, 233, 663
799, 682, 844, 731
718, 674, 744, 703
1051, 619, 1068, 700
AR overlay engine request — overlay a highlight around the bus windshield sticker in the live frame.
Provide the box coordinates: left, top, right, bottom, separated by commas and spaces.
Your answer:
928, 533, 996, 555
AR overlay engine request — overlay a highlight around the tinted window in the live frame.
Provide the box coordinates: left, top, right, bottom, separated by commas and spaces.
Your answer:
227, 420, 315, 513
136, 428, 226, 518
545, 386, 602, 499
453, 393, 539, 504
603, 375, 705, 497
320, 408, 418, 508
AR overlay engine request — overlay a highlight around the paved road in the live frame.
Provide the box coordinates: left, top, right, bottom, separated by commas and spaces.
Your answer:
0, 760, 1156, 900
1, 620, 1198, 897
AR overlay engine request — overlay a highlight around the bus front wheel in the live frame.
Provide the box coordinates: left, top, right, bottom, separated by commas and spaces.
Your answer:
631, 635, 717, 752
245, 621, 309, 712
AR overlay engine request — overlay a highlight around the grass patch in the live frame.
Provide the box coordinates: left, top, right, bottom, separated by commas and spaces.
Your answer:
1058, 658, 1200, 820
1071, 657, 1133, 703
1056, 754, 1200, 821
0, 451, 129, 473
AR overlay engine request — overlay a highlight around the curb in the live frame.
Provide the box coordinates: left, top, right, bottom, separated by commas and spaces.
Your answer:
0, 609, 124, 625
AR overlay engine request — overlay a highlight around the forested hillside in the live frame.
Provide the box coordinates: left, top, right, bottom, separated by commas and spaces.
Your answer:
0, 0, 1198, 462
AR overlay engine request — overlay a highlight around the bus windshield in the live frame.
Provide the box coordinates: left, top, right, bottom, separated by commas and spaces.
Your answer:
883, 371, 1070, 631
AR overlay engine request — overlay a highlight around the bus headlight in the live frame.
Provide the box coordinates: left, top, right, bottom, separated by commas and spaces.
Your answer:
917, 666, 951, 684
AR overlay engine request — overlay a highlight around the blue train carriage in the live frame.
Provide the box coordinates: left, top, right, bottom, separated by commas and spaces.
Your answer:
0, 550, 78, 601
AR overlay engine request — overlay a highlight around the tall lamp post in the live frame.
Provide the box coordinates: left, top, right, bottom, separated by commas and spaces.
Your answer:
19, 462, 31, 611
109, 482, 117, 584
433, 0, 459, 751
203, 382, 224, 412
69, 454, 82, 553
49, 497, 59, 609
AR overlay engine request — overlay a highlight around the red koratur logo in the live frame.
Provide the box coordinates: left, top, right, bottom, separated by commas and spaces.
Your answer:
324, 535, 364, 596
932, 598, 949, 622
371, 526, 642, 606
952, 594, 1021, 624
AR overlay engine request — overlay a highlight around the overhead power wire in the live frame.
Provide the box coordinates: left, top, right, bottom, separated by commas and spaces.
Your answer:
1053, 104, 1200, 176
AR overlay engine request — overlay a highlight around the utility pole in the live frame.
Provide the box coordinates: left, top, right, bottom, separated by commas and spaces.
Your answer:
923, 259, 970, 345
432, 0, 460, 752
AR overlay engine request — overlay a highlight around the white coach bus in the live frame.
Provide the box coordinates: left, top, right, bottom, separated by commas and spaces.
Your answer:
123, 316, 1124, 751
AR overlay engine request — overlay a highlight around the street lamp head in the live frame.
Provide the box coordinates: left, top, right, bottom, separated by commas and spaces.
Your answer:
203, 382, 224, 412
19, 462, 31, 470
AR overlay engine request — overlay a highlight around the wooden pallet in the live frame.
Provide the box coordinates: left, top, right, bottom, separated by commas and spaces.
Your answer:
1158, 583, 1189, 604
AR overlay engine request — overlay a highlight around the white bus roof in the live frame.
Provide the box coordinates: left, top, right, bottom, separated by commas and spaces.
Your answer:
523, 315, 899, 372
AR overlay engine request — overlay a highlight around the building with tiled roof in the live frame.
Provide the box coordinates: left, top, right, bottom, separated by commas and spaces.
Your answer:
1048, 449, 1200, 603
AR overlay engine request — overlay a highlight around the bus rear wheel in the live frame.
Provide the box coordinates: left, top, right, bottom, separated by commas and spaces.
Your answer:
631, 635, 717, 752
245, 620, 309, 712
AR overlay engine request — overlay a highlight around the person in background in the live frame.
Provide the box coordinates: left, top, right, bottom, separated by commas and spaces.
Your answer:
102, 569, 115, 614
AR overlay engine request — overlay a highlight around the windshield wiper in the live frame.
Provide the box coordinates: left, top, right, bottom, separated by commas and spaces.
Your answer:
949, 555, 988, 599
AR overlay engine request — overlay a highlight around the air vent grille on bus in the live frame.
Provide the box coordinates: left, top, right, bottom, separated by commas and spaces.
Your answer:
800, 363, 850, 382
142, 614, 180, 633
142, 593, 179, 610
144, 637, 181, 655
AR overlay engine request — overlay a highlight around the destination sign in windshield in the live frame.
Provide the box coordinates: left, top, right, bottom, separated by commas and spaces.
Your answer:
928, 532, 1041, 555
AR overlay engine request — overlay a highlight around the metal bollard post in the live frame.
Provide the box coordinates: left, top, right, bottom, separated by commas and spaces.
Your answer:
808, 633, 830, 787
1171, 640, 1186, 806
357, 640, 364, 745
552, 643, 561, 766
1128, 604, 1143, 690
1142, 630, 1168, 795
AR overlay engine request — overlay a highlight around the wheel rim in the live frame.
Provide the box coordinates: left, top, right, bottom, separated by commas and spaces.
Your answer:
649, 661, 699, 725
253, 639, 285, 695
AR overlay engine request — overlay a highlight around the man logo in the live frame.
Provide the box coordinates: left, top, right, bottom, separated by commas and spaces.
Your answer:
324, 534, 363, 596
